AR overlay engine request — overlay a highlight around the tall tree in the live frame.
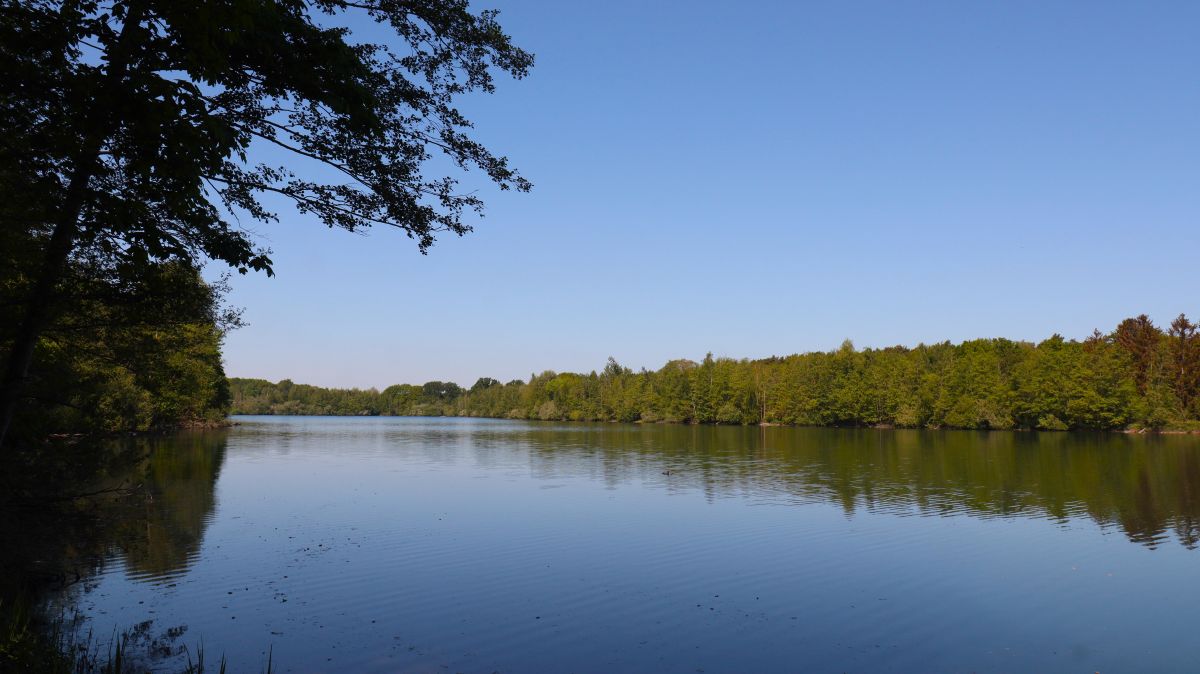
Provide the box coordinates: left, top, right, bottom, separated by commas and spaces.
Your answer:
0, 0, 533, 447
1114, 314, 1161, 394
1167, 314, 1200, 413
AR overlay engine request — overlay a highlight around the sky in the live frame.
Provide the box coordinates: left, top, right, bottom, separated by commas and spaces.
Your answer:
217, 0, 1200, 389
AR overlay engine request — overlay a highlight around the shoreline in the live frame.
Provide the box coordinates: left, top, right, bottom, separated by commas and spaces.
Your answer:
224, 413, 1200, 435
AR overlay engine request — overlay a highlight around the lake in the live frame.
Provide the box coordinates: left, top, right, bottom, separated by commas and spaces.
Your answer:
50, 416, 1200, 673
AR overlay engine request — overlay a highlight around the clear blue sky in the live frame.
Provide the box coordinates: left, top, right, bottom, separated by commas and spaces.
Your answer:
218, 0, 1200, 389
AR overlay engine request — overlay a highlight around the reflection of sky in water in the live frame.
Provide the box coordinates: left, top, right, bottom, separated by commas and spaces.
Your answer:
59, 418, 1200, 673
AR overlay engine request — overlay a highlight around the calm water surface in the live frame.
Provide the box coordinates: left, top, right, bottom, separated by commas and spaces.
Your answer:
54, 417, 1200, 673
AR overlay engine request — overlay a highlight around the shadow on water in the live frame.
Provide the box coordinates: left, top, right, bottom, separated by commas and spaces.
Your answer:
0, 430, 227, 633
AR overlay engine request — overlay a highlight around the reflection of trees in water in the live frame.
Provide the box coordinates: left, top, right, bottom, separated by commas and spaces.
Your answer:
112, 431, 228, 580
0, 430, 227, 607
503, 424, 1200, 549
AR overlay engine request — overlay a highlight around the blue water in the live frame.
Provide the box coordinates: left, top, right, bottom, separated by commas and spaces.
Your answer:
56, 417, 1200, 673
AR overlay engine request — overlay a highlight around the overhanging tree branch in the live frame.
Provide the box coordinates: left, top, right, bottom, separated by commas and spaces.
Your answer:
0, 0, 533, 449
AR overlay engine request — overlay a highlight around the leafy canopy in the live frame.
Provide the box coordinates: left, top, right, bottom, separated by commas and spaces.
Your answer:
0, 0, 533, 275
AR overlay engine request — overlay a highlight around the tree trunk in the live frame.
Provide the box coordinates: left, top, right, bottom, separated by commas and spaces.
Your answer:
0, 1, 146, 450
0, 174, 92, 449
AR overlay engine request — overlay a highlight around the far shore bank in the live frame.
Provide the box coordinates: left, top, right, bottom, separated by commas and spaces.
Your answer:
225, 413, 1200, 435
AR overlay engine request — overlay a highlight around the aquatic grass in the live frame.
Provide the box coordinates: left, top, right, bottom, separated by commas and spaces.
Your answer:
181, 640, 225, 674
0, 599, 77, 674
180, 641, 274, 674
0, 600, 135, 674
3, 600, 276, 674
102, 631, 127, 674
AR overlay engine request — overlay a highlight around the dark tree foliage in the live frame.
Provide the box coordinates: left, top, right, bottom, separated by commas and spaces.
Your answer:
1114, 314, 1160, 394
1167, 314, 1200, 414
421, 380, 463, 400
0, 0, 532, 446
470, 377, 501, 392
0, 236, 234, 446
230, 314, 1200, 431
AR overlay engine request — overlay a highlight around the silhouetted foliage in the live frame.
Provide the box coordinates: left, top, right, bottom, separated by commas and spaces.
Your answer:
0, 0, 532, 447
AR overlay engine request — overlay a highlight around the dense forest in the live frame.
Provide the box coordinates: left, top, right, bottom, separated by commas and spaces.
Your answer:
0, 228, 234, 448
231, 314, 1200, 431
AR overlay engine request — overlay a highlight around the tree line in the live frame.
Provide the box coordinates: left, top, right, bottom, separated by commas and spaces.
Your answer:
230, 314, 1200, 431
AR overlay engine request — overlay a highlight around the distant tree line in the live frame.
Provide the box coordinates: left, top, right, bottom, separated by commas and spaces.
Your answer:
230, 314, 1200, 431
